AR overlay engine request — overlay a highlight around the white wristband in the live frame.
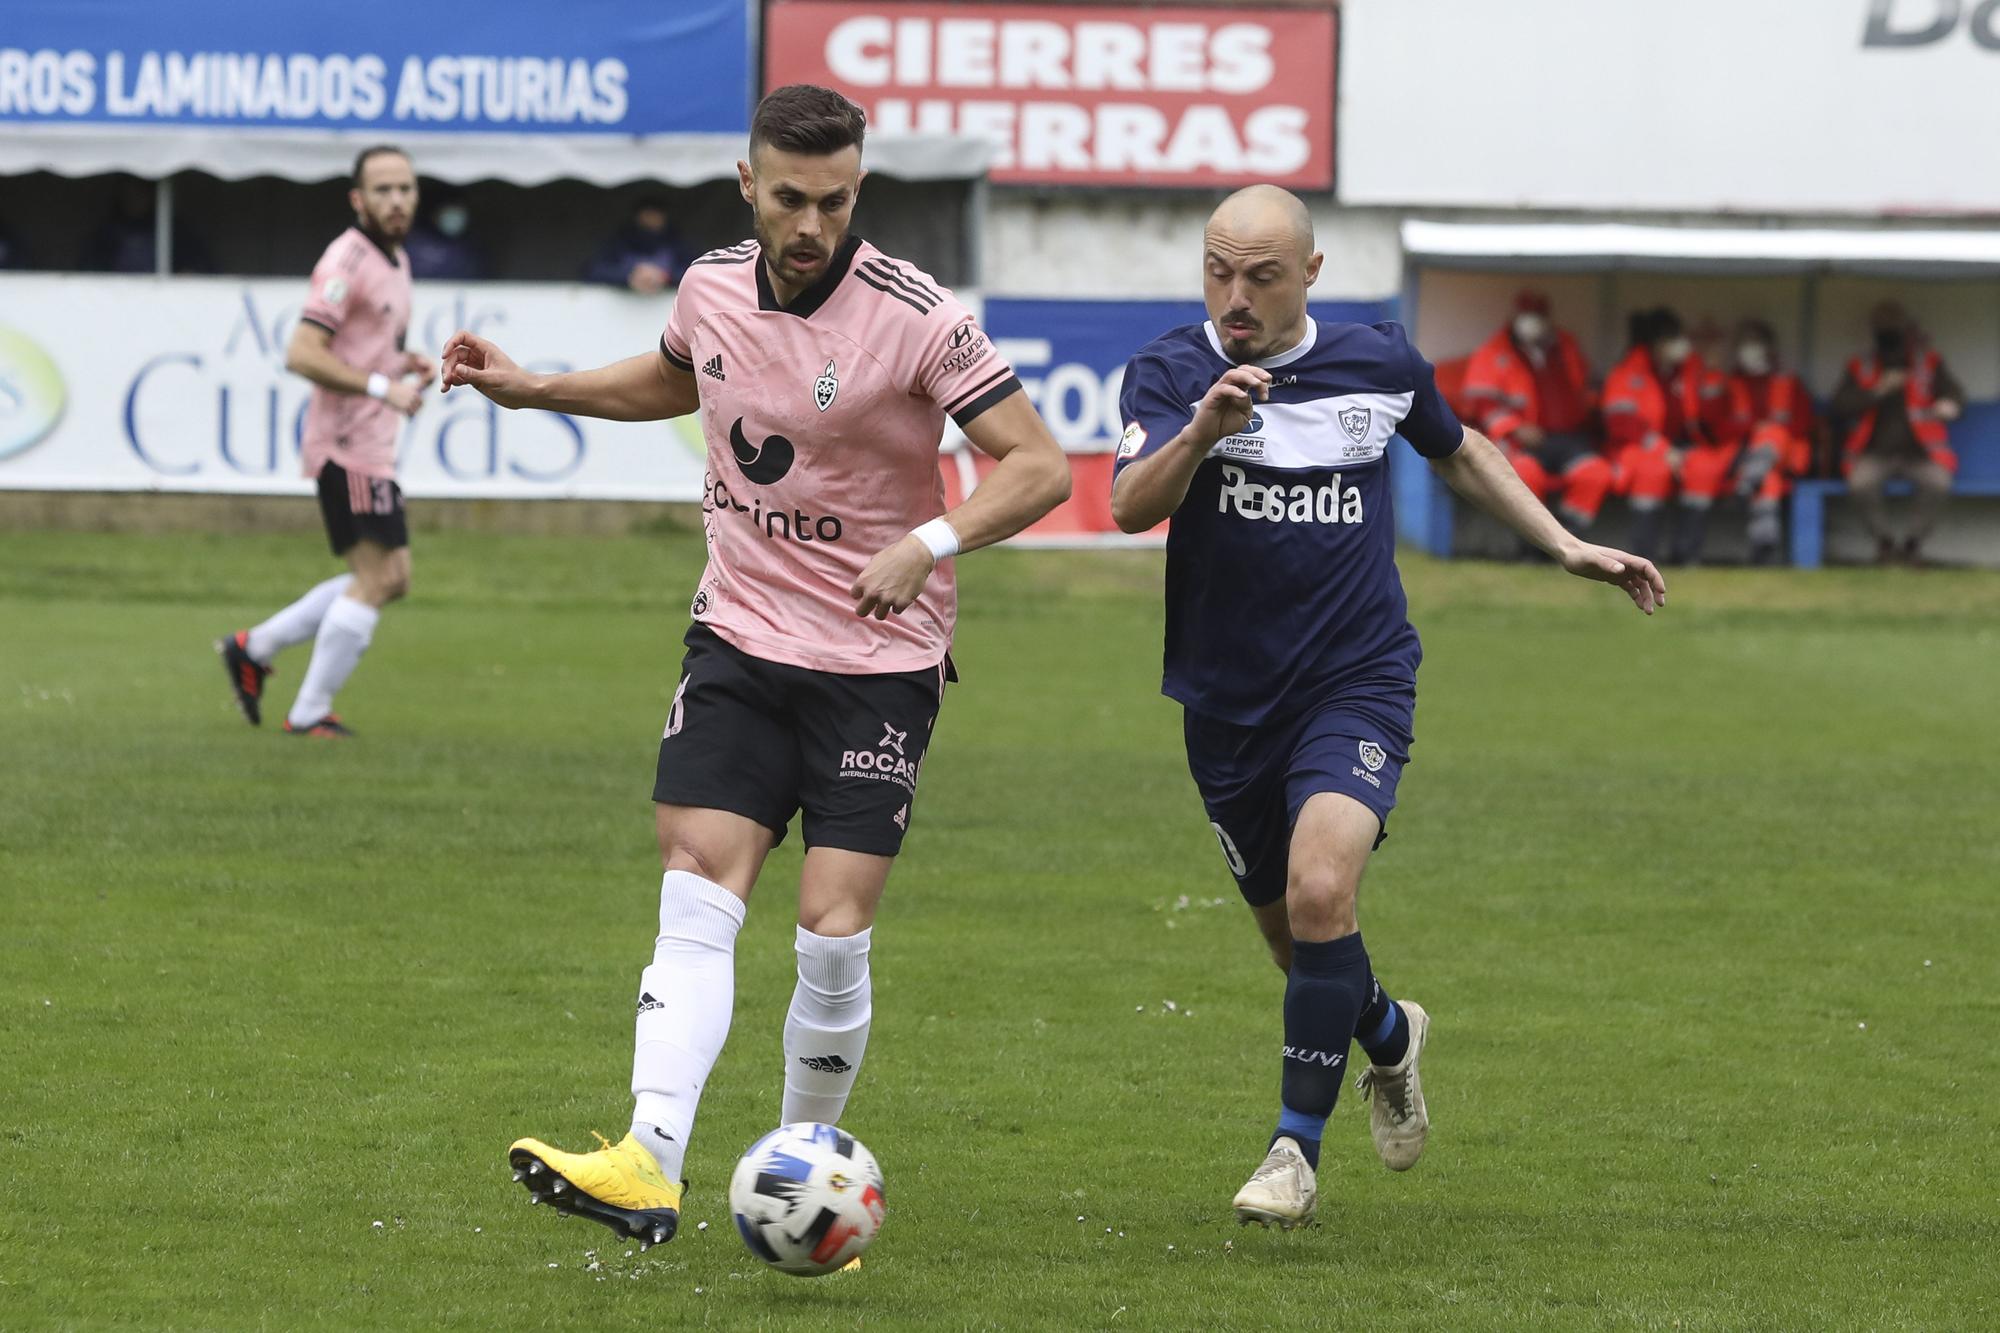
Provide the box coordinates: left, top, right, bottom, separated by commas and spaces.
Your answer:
365, 373, 390, 400
911, 517, 961, 562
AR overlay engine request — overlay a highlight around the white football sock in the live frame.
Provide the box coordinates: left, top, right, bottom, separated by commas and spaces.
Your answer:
286, 594, 377, 727
246, 574, 353, 664
631, 870, 746, 1182
781, 926, 872, 1126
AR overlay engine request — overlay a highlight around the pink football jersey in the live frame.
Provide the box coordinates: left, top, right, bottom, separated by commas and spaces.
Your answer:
298, 227, 412, 481
663, 236, 1021, 674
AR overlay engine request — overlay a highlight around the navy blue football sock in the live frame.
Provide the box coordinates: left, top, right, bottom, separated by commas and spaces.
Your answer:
1355, 973, 1410, 1068
1276, 932, 1372, 1168
1273, 1111, 1325, 1170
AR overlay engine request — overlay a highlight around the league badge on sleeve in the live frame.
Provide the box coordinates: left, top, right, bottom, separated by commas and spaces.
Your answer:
1339, 405, 1372, 444
1118, 421, 1147, 459
814, 360, 839, 412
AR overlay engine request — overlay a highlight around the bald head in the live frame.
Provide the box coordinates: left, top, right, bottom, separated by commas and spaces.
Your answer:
1201, 185, 1322, 363
1206, 185, 1314, 260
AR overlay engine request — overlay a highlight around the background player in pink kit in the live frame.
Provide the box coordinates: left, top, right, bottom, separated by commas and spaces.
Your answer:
217, 146, 436, 737
438, 86, 1072, 1247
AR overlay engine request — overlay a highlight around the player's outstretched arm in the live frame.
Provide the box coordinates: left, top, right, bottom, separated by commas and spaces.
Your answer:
848, 392, 1072, 620
1110, 365, 1271, 532
439, 331, 699, 421
1431, 426, 1667, 615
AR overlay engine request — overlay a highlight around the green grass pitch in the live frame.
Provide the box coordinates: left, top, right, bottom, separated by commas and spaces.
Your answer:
2, 525, 1996, 1330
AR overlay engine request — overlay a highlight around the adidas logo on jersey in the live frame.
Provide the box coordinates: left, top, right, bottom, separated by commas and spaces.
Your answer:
702, 354, 726, 381
1217, 463, 1365, 525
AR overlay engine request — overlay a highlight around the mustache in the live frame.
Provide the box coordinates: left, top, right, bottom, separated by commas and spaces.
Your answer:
1222, 310, 1261, 328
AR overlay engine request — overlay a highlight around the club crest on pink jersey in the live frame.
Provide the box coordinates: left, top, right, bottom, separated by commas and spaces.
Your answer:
814, 360, 839, 412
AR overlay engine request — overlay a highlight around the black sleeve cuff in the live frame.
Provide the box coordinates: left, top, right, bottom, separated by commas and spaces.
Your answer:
660, 335, 694, 372
299, 315, 339, 337
948, 374, 1023, 429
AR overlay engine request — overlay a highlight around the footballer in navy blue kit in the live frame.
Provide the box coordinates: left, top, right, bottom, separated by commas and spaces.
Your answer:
1111, 186, 1667, 1230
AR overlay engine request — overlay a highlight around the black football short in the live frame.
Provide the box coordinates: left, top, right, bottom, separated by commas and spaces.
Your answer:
315, 461, 408, 557
652, 623, 948, 857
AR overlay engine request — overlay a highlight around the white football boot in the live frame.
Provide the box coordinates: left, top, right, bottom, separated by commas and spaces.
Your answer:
1356, 999, 1431, 1171
1231, 1135, 1317, 1229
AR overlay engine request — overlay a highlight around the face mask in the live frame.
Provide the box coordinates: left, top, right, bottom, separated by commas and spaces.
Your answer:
1511, 313, 1550, 346
1736, 343, 1772, 375
436, 205, 470, 238
1659, 336, 1692, 368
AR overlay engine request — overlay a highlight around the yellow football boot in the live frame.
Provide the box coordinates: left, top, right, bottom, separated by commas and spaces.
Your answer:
508, 1130, 683, 1248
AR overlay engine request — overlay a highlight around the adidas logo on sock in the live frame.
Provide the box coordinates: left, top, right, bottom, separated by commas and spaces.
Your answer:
702, 354, 726, 381
798, 1054, 853, 1074
637, 991, 664, 1014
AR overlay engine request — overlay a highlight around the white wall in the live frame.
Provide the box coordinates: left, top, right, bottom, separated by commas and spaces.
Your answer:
1340, 0, 2000, 215
982, 195, 1402, 300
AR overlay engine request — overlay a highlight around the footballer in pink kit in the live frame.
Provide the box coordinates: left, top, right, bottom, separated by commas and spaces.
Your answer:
441, 86, 1071, 1248
217, 145, 436, 737
665, 230, 1018, 674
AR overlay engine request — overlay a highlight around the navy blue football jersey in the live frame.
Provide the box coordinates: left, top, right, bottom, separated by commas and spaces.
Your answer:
1114, 319, 1464, 725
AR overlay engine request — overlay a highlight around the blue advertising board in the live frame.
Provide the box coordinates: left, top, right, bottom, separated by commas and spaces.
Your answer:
0, 0, 752, 134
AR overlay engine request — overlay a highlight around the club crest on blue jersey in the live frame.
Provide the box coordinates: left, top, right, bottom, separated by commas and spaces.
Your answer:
1339, 405, 1372, 443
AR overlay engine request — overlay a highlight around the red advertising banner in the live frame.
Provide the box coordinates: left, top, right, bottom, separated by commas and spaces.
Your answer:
764, 2, 1335, 189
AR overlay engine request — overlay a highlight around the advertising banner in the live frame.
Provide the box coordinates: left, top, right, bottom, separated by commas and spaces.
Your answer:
1339, 0, 2000, 214
0, 275, 708, 500
0, 0, 752, 135
764, 2, 1335, 188
0, 280, 1398, 545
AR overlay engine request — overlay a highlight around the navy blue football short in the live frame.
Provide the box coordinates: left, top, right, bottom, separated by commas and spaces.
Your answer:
1182, 682, 1415, 908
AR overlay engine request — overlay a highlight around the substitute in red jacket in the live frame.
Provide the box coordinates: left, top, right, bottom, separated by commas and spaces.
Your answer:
1461, 293, 1614, 535
1600, 307, 1703, 560
1830, 303, 1963, 565
1716, 320, 1818, 564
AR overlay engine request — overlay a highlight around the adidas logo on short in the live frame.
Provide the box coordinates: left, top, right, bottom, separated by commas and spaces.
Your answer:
702, 354, 726, 381
637, 991, 664, 1014
798, 1054, 853, 1074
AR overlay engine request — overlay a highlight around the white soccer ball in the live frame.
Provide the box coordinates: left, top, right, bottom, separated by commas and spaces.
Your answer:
728, 1122, 885, 1276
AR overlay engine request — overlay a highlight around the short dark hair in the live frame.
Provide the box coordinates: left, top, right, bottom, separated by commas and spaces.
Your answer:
1629, 306, 1682, 348
352, 145, 410, 187
750, 85, 866, 159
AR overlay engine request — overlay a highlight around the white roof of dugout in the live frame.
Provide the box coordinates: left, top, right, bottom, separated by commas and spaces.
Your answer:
1401, 221, 2000, 278
0, 125, 993, 187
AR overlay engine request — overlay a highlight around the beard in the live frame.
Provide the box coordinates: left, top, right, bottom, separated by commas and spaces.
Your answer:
1218, 311, 1274, 361
363, 206, 412, 241
754, 214, 839, 288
